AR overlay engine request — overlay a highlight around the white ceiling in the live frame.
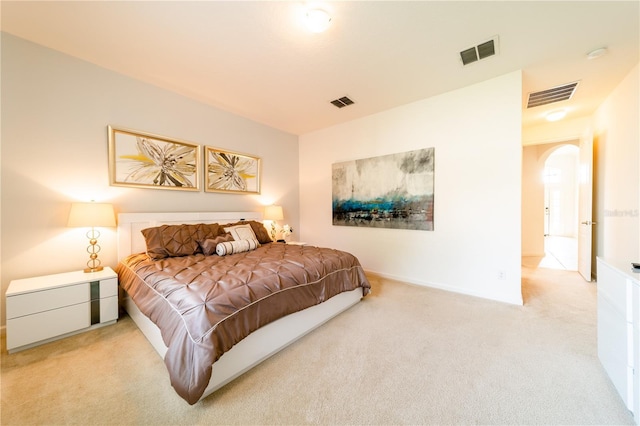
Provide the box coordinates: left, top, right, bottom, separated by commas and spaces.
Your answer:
2, 1, 638, 136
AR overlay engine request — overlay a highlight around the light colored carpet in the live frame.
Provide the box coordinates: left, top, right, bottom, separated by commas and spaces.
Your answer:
1, 266, 635, 425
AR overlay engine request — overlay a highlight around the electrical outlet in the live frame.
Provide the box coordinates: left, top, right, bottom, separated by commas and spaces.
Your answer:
497, 270, 506, 280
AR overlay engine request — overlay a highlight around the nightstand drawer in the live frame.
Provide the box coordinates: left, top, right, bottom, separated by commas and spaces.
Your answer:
6, 282, 89, 319
99, 278, 118, 298
100, 295, 119, 323
7, 302, 90, 349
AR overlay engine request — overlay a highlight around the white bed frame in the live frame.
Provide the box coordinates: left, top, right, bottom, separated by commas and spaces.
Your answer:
117, 212, 364, 402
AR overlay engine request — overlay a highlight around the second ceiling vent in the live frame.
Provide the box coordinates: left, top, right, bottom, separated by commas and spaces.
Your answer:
527, 82, 579, 108
460, 37, 499, 66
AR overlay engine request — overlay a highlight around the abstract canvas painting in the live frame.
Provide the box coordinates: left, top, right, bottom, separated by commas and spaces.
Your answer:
332, 148, 434, 230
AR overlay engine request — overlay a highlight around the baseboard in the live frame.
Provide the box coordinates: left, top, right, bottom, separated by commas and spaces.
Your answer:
364, 269, 523, 306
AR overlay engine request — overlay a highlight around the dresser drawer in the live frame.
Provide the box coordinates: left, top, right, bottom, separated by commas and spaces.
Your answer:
598, 261, 629, 317
6, 282, 89, 319
598, 294, 631, 406
7, 302, 90, 349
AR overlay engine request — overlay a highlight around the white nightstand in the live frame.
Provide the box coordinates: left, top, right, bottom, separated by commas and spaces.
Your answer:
286, 241, 307, 246
6, 267, 118, 353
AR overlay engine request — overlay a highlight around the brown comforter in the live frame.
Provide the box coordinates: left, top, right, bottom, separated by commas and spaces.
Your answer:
116, 243, 370, 404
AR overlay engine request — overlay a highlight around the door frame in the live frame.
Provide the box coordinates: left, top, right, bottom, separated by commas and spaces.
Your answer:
577, 130, 594, 281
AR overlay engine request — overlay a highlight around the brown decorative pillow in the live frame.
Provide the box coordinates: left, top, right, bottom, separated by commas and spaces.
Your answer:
199, 233, 234, 256
222, 220, 272, 244
141, 224, 213, 259
194, 223, 221, 243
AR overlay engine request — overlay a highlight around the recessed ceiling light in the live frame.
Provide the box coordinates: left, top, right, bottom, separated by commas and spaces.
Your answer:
545, 110, 567, 122
305, 8, 332, 33
587, 47, 608, 60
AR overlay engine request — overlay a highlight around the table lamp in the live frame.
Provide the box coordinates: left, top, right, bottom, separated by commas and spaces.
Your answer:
67, 202, 116, 272
264, 205, 284, 241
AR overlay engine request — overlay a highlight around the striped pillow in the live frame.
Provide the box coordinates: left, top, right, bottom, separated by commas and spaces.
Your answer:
215, 238, 259, 256
199, 233, 234, 256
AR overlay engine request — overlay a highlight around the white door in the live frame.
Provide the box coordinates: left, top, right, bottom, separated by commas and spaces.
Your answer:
578, 131, 594, 281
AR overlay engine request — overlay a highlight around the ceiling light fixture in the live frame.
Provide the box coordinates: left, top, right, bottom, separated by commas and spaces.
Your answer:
587, 47, 608, 60
305, 8, 332, 33
545, 110, 567, 122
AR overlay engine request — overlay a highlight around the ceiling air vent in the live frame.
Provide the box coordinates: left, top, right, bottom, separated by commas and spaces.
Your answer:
331, 96, 355, 108
460, 37, 498, 66
527, 82, 579, 108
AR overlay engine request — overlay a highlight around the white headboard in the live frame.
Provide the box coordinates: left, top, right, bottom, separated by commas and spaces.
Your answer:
117, 211, 263, 259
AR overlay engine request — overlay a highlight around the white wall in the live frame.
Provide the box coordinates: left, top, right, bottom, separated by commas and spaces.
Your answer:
299, 71, 523, 305
593, 64, 640, 263
523, 117, 591, 146
0, 34, 300, 326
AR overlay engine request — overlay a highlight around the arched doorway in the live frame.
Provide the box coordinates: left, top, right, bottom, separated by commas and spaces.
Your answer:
542, 145, 580, 270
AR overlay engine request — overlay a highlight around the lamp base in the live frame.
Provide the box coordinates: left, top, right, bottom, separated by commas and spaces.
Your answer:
84, 266, 104, 273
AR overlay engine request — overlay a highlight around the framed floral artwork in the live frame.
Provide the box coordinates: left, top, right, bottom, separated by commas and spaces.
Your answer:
205, 146, 261, 194
108, 126, 200, 191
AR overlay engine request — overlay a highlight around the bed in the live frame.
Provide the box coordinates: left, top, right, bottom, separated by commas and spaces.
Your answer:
116, 211, 370, 404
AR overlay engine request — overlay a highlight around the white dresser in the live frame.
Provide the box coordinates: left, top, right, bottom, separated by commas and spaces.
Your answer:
597, 257, 640, 424
6, 267, 118, 353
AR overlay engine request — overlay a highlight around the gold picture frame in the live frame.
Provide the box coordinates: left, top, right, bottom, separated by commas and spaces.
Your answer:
108, 126, 200, 191
205, 146, 261, 194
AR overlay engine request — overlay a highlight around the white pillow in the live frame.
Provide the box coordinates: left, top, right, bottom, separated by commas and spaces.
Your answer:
216, 239, 259, 256
224, 224, 258, 242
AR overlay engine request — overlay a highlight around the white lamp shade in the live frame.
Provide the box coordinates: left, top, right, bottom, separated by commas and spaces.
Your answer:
264, 205, 284, 221
67, 202, 116, 228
